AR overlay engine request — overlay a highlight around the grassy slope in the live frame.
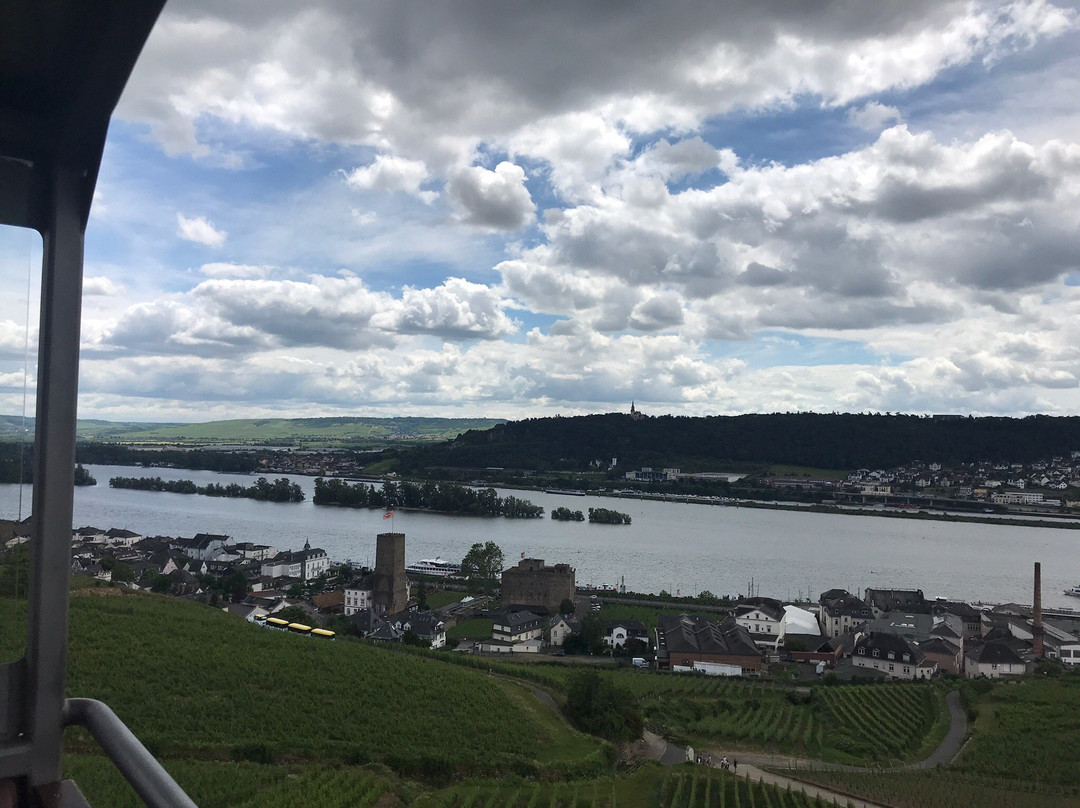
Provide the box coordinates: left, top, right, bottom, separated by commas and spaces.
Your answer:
70, 416, 504, 445
790, 674, 1080, 808
10, 590, 1080, 808
53, 590, 608, 780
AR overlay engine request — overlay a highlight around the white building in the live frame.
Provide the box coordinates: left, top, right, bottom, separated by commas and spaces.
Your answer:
171, 533, 229, 561
104, 528, 143, 547
547, 616, 577, 647
344, 578, 374, 616
734, 599, 784, 645
296, 541, 330, 580
259, 541, 329, 581
965, 642, 1028, 678
852, 633, 935, 680
1059, 642, 1080, 667
777, 605, 822, 650
991, 491, 1043, 505
492, 611, 543, 645
228, 542, 279, 561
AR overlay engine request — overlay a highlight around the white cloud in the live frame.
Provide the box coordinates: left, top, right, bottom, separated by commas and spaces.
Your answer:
43, 1, 1080, 420
176, 213, 227, 247
199, 262, 273, 279
848, 102, 903, 132
386, 278, 517, 339
344, 154, 438, 203
83, 277, 126, 296
446, 162, 536, 230
118, 1, 1075, 170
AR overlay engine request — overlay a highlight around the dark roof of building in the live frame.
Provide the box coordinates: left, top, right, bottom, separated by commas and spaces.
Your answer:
105, 528, 141, 539
919, 637, 961, 656
348, 608, 385, 634
929, 621, 962, 640
605, 619, 648, 635
828, 631, 862, 655
734, 598, 784, 622
931, 601, 981, 620
657, 614, 762, 659
864, 588, 929, 613
312, 591, 344, 610
966, 641, 1027, 666
869, 612, 935, 640
854, 632, 923, 663
819, 588, 851, 603
493, 610, 542, 628
388, 611, 445, 636
820, 593, 874, 619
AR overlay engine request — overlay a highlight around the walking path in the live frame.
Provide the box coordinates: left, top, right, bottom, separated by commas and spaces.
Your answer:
644, 690, 968, 807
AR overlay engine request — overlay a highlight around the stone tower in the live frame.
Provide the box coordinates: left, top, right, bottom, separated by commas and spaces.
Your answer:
373, 532, 407, 615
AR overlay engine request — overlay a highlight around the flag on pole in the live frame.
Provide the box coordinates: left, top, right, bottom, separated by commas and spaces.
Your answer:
383, 510, 395, 520
520, 551, 525, 559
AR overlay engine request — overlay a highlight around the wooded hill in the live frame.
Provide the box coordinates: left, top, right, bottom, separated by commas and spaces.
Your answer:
394, 413, 1080, 473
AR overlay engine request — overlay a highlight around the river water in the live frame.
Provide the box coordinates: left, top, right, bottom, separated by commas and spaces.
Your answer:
2, 464, 1078, 609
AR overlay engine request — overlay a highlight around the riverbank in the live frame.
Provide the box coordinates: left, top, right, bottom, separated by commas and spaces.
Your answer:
9, 462, 1080, 608
71, 456, 1080, 530
491, 482, 1080, 531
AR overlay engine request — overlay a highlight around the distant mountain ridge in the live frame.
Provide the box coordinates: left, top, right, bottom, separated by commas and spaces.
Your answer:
396, 412, 1080, 472
0, 415, 505, 446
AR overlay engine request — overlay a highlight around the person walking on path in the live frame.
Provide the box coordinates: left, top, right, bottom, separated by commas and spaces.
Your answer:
732, 758, 738, 773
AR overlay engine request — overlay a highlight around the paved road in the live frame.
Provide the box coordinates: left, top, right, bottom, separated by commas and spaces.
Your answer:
914, 690, 967, 769
644, 689, 968, 806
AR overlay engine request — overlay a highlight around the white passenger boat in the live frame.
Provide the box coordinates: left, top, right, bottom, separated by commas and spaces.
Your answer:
405, 557, 462, 577
1064, 584, 1080, 598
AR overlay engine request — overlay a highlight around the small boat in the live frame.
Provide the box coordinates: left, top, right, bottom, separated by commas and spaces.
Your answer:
405, 557, 462, 577
1064, 584, 1080, 598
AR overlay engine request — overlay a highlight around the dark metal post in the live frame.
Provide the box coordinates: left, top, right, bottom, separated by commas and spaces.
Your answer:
25, 164, 86, 788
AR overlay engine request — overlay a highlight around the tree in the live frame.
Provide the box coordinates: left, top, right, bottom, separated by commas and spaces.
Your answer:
415, 580, 429, 610
223, 570, 249, 603
276, 605, 310, 625
559, 598, 576, 616
402, 629, 429, 648
563, 671, 643, 742
579, 611, 607, 654
460, 541, 504, 595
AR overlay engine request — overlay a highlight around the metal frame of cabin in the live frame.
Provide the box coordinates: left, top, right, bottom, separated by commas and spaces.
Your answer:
0, 2, 195, 805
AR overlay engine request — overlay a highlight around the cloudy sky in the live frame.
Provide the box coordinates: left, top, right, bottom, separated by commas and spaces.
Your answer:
3, 0, 1080, 422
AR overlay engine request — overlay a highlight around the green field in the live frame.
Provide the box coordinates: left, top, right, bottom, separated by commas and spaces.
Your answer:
65, 757, 851, 808
5, 588, 1080, 807
447, 618, 495, 641
426, 590, 466, 610
0, 414, 504, 446
0, 591, 609, 781
776, 673, 1080, 808
608, 672, 945, 765
794, 769, 1080, 808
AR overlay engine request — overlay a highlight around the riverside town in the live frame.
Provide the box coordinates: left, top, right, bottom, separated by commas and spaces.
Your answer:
6, 1, 1080, 804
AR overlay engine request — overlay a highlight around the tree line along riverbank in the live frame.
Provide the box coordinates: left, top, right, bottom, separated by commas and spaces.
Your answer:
110, 475, 305, 502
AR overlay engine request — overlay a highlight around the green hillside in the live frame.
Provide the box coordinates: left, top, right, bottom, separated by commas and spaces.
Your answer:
0, 415, 504, 447
396, 412, 1080, 473
3, 589, 1079, 807
46, 591, 606, 780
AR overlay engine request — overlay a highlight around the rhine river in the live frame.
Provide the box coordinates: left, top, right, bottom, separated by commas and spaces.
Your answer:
3, 464, 1079, 609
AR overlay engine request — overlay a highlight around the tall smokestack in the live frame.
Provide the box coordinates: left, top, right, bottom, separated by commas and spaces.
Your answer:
1033, 561, 1044, 659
